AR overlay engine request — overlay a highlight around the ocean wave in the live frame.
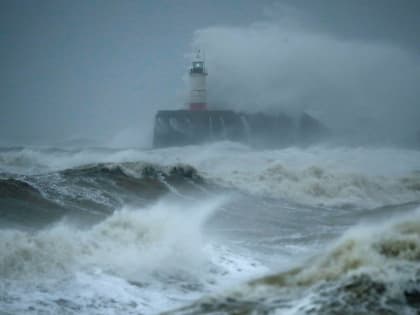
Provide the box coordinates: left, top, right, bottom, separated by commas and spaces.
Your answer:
0, 162, 208, 227
6, 159, 420, 212
0, 141, 250, 175
165, 206, 420, 314
150, 144, 420, 209
2, 144, 420, 210
213, 164, 420, 209
60, 161, 203, 182
0, 147, 149, 175
50, 162, 206, 206
0, 199, 212, 279
0, 195, 273, 315
0, 196, 264, 286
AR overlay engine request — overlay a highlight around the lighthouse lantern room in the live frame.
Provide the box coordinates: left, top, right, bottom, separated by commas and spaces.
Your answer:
189, 50, 208, 111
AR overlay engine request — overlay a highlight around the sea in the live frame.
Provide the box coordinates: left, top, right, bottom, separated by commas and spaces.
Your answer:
1, 141, 420, 315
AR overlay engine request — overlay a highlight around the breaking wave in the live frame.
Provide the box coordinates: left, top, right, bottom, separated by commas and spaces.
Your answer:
0, 197, 229, 280
158, 143, 420, 209
166, 206, 420, 314
0, 195, 269, 314
0, 162, 209, 228
0, 147, 151, 175
150, 143, 420, 209
2, 144, 420, 314
2, 144, 420, 210
213, 164, 420, 209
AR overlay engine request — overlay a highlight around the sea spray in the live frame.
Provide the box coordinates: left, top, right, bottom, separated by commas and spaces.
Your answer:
2, 143, 420, 315
0, 196, 229, 280
2, 144, 420, 210
0, 194, 270, 315
164, 206, 420, 314
89, 196, 231, 281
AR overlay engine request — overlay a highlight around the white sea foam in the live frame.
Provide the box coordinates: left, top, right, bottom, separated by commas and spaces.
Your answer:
0, 197, 220, 279
252, 206, 420, 313
2, 143, 420, 314
2, 142, 420, 208
166, 206, 420, 314
151, 143, 420, 209
0, 195, 268, 314
284, 206, 420, 286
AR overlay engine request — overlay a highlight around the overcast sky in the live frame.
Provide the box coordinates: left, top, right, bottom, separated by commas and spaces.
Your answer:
1, 0, 419, 146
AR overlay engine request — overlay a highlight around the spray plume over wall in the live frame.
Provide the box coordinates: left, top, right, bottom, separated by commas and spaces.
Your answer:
192, 17, 420, 145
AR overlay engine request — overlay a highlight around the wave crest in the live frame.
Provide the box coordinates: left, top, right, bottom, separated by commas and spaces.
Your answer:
165, 207, 420, 314
0, 162, 207, 228
214, 163, 420, 209
0, 197, 228, 280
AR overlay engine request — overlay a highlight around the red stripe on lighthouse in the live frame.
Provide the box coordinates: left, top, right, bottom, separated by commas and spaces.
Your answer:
189, 103, 207, 111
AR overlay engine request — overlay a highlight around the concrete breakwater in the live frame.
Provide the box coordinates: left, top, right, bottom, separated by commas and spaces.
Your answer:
153, 110, 328, 147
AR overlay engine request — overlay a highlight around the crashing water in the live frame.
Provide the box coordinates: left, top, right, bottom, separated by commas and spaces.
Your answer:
1, 142, 420, 314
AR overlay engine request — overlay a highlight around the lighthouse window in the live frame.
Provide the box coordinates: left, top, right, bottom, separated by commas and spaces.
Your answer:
191, 62, 204, 74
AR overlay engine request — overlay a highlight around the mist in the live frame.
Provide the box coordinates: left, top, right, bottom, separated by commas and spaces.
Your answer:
193, 20, 420, 146
1, 1, 419, 147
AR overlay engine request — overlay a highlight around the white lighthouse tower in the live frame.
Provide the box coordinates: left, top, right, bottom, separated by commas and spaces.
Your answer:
188, 50, 208, 110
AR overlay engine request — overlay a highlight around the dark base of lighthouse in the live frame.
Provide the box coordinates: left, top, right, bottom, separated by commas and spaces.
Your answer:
153, 110, 329, 148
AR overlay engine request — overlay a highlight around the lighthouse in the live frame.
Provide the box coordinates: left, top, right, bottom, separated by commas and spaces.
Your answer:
153, 50, 328, 147
188, 50, 208, 110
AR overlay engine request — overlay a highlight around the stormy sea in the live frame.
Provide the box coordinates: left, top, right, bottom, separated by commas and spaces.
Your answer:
1, 141, 420, 315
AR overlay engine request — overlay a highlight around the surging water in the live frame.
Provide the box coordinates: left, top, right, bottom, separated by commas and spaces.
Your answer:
1, 142, 420, 314
167, 206, 420, 314
0, 195, 268, 314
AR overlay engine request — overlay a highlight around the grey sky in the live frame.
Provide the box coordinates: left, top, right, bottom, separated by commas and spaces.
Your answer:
1, 1, 419, 146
